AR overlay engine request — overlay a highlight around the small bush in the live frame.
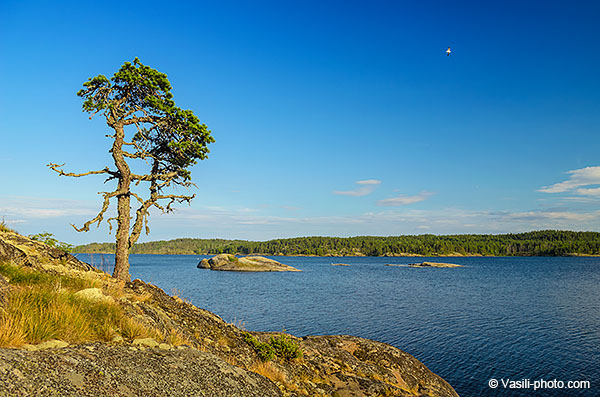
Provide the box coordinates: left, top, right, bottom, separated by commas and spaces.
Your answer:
243, 332, 275, 361
28, 232, 74, 253
269, 333, 303, 360
243, 332, 302, 362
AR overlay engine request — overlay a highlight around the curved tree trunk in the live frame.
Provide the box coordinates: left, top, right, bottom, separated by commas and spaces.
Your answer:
112, 124, 132, 281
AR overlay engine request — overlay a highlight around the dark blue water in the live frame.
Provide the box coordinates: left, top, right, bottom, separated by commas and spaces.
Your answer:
76, 254, 600, 396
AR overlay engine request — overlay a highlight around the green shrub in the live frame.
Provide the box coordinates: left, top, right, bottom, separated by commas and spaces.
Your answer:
243, 332, 275, 361
269, 333, 303, 360
243, 331, 302, 362
28, 232, 74, 253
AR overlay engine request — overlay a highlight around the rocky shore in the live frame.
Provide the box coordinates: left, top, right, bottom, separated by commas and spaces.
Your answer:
0, 231, 458, 396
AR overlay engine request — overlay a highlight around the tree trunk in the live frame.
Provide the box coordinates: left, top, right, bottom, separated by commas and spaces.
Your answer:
113, 193, 131, 281
112, 124, 132, 281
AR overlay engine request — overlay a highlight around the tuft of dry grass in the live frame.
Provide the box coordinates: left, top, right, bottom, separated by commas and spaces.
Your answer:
223, 355, 239, 367
166, 329, 190, 346
0, 317, 25, 347
230, 318, 247, 330
0, 220, 16, 234
129, 291, 152, 303
102, 280, 126, 300
250, 361, 287, 385
119, 317, 152, 340
217, 335, 233, 348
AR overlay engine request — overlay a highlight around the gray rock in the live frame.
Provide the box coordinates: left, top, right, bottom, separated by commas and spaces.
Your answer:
0, 231, 95, 272
111, 335, 124, 343
132, 338, 159, 348
198, 258, 211, 269
0, 343, 282, 396
197, 254, 300, 272
35, 339, 69, 350
74, 288, 115, 304
409, 261, 463, 268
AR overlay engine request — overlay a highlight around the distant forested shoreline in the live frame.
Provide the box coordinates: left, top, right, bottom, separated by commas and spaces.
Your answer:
73, 230, 600, 257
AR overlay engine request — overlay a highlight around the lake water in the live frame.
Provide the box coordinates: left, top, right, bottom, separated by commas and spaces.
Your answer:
75, 254, 600, 396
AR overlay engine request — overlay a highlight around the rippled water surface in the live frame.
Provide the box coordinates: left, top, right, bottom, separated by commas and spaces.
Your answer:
76, 254, 600, 396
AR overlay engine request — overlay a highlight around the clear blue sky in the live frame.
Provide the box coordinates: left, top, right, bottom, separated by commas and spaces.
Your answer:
1, 0, 599, 244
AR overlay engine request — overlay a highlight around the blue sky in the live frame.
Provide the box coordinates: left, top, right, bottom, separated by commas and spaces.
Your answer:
1, 0, 599, 244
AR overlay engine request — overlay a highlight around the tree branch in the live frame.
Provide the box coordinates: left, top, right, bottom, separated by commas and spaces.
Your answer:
122, 115, 159, 125
72, 190, 120, 232
48, 163, 118, 178
131, 171, 179, 182
122, 150, 143, 159
158, 193, 195, 212
129, 191, 194, 246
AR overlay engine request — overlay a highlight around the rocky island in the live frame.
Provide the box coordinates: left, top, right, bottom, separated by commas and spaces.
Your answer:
198, 254, 301, 272
408, 262, 463, 268
0, 230, 458, 396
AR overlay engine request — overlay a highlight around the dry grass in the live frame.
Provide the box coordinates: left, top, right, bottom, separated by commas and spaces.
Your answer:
166, 329, 190, 346
129, 291, 152, 303
0, 286, 117, 345
0, 317, 25, 347
0, 262, 162, 347
250, 361, 287, 385
0, 220, 16, 234
0, 262, 95, 292
119, 317, 155, 340
171, 288, 193, 305
95, 319, 116, 342
223, 355, 239, 367
217, 335, 233, 348
102, 280, 126, 300
229, 317, 247, 330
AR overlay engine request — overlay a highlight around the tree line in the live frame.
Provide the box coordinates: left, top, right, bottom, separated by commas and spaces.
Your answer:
74, 230, 600, 257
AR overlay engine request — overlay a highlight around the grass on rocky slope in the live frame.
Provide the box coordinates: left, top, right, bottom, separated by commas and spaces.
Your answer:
0, 220, 16, 234
0, 262, 160, 347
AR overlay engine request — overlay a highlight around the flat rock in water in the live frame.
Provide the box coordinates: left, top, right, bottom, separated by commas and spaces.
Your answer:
409, 261, 463, 268
197, 254, 301, 272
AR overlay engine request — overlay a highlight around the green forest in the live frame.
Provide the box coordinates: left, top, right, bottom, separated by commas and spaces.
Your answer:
74, 230, 600, 257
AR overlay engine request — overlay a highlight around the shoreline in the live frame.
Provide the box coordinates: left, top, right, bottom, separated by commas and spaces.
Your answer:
0, 230, 460, 396
74, 252, 600, 258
